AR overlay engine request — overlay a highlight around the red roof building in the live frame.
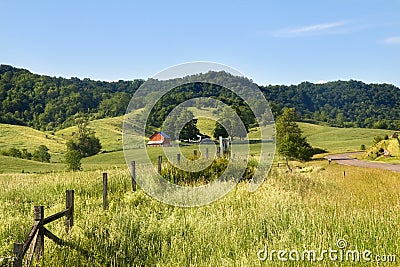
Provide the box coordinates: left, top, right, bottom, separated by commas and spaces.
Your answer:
147, 132, 171, 147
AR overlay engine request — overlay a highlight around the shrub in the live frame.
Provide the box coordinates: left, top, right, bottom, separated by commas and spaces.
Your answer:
33, 145, 51, 162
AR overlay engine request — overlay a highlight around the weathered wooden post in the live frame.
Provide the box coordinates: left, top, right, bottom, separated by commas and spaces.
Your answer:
34, 206, 44, 259
103, 173, 108, 210
131, 161, 136, 192
216, 147, 220, 158
65, 190, 74, 233
177, 153, 181, 165
343, 171, 346, 177
13, 243, 23, 267
158, 156, 162, 174
194, 150, 197, 157
205, 148, 209, 159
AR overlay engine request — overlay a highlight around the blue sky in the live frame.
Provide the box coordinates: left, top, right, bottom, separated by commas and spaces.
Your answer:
1, 0, 400, 86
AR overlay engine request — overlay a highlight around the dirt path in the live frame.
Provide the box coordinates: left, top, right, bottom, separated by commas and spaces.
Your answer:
324, 152, 400, 172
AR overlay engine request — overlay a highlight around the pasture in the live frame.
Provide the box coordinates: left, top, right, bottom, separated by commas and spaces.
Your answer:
0, 117, 399, 266
0, 161, 399, 266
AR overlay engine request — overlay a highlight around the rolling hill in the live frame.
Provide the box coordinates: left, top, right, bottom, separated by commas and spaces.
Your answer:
1, 65, 400, 132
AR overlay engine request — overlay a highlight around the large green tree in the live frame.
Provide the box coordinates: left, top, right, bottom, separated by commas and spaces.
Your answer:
276, 108, 313, 165
66, 117, 102, 158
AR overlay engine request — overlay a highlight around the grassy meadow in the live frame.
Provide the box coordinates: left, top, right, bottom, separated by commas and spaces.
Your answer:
0, 114, 399, 266
0, 161, 399, 266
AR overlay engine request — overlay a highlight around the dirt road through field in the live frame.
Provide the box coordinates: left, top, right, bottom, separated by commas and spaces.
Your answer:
324, 152, 400, 172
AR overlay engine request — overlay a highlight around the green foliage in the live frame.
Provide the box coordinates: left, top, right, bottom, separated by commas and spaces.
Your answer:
2, 65, 400, 132
179, 119, 200, 141
0, 65, 143, 130
276, 108, 313, 161
260, 80, 400, 130
65, 150, 82, 171
32, 145, 51, 162
66, 117, 102, 157
161, 108, 200, 141
213, 122, 228, 139
160, 157, 256, 185
2, 147, 22, 158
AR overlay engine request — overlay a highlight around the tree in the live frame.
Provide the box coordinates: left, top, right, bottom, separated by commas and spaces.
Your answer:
162, 108, 200, 141
179, 119, 200, 141
67, 117, 102, 157
65, 150, 82, 171
213, 121, 228, 139
276, 108, 313, 166
32, 145, 51, 162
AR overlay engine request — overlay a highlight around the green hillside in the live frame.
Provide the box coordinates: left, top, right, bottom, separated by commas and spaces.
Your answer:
56, 116, 125, 153
2, 65, 400, 132
298, 122, 394, 153
0, 155, 65, 174
0, 123, 66, 163
0, 115, 398, 174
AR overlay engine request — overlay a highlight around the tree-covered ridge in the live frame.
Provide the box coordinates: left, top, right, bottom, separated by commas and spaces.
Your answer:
0, 65, 143, 130
260, 81, 400, 129
1, 64, 400, 131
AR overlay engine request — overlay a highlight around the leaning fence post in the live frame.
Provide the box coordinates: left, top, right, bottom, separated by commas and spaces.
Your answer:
65, 190, 74, 233
33, 206, 44, 259
177, 153, 181, 165
131, 161, 136, 192
103, 173, 108, 210
13, 243, 23, 267
158, 156, 162, 174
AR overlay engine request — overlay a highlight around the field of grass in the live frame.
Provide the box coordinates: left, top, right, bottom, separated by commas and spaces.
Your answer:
298, 122, 394, 153
0, 123, 66, 156
0, 161, 399, 266
0, 155, 66, 174
1, 115, 400, 265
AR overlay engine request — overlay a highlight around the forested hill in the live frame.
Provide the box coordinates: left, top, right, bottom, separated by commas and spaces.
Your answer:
260, 81, 400, 129
0, 65, 144, 130
1, 64, 400, 131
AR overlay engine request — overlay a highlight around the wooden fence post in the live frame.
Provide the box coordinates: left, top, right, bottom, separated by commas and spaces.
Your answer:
158, 156, 162, 174
131, 161, 136, 192
193, 150, 197, 157
103, 173, 108, 210
205, 148, 209, 159
13, 243, 23, 267
216, 147, 220, 158
177, 153, 181, 165
65, 190, 74, 233
33, 206, 44, 259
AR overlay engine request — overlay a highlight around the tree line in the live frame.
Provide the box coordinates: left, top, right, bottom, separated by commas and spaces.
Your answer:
1, 65, 400, 132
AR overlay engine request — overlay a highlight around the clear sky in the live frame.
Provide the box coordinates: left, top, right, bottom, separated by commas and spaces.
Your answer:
1, 0, 400, 87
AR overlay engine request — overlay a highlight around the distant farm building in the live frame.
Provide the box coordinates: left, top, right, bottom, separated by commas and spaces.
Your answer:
147, 132, 171, 147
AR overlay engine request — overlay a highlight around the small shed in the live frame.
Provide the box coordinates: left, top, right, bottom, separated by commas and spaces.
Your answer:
147, 132, 171, 147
